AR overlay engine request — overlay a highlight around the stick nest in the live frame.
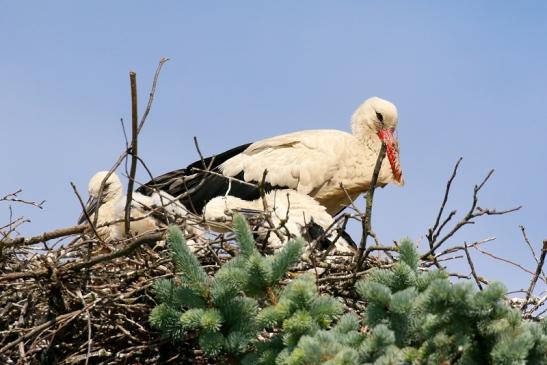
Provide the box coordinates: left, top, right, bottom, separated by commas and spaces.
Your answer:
0, 221, 381, 364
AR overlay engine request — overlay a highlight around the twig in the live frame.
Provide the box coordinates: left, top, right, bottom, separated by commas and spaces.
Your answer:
519, 225, 546, 283
257, 169, 286, 243
119, 118, 129, 149
76, 290, 92, 365
422, 168, 521, 260
0, 225, 166, 282
319, 213, 353, 260
92, 154, 128, 228
70, 182, 104, 244
361, 245, 399, 268
0, 216, 152, 250
125, 71, 139, 235
0, 224, 87, 249
435, 236, 496, 259
0, 217, 29, 239
189, 167, 259, 189
463, 242, 483, 290
522, 240, 547, 312
427, 157, 462, 243
64, 231, 165, 274
472, 245, 541, 279
519, 226, 538, 262
16, 297, 29, 362
137, 57, 169, 134
527, 293, 547, 316
193, 136, 207, 170
0, 189, 45, 209
338, 183, 363, 215
0, 305, 92, 353
354, 142, 386, 273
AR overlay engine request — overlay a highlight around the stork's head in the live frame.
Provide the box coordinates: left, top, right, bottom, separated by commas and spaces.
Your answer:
78, 171, 123, 224
88, 171, 123, 199
351, 97, 403, 185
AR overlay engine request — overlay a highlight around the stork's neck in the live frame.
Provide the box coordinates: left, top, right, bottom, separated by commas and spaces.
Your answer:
350, 126, 399, 187
351, 117, 378, 146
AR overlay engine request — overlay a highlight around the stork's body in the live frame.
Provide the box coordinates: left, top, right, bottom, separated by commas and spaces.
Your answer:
219, 129, 400, 215
203, 190, 355, 252
80, 171, 188, 241
138, 97, 403, 216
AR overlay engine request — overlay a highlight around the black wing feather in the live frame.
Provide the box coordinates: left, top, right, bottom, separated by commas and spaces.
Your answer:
137, 142, 287, 214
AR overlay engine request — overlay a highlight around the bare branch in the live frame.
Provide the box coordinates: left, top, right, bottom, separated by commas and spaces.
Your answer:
472, 245, 542, 280
125, 71, 139, 235
70, 182, 104, 244
520, 225, 543, 270
193, 136, 208, 170
463, 242, 484, 290
354, 142, 386, 273
0, 189, 45, 209
427, 157, 462, 243
137, 57, 169, 134
422, 168, 521, 260
522, 240, 547, 312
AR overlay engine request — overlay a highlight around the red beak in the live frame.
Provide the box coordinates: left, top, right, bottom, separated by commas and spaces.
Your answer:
377, 128, 403, 184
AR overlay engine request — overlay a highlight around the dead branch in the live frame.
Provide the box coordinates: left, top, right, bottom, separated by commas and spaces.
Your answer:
522, 240, 547, 312
472, 245, 542, 280
463, 242, 484, 290
0, 189, 45, 209
354, 142, 386, 273
519, 225, 546, 282
125, 71, 139, 235
422, 167, 521, 261
427, 157, 462, 245
137, 57, 169, 134
70, 182, 105, 245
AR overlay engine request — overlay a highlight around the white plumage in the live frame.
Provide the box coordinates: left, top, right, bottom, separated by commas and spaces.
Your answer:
80, 171, 188, 241
203, 190, 355, 253
219, 97, 403, 214
138, 96, 403, 217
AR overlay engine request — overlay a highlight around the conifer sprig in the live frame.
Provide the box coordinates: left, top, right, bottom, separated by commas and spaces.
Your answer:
150, 227, 547, 364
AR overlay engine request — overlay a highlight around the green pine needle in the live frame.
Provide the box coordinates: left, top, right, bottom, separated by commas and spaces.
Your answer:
398, 239, 419, 271
269, 239, 304, 284
233, 214, 257, 258
168, 225, 209, 296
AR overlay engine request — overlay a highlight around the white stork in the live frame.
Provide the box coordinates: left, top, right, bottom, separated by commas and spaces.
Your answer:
79, 171, 188, 241
137, 96, 403, 216
202, 189, 355, 253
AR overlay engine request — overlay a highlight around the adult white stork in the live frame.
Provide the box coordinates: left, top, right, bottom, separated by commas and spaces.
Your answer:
79, 171, 188, 241
137, 96, 403, 216
202, 189, 355, 253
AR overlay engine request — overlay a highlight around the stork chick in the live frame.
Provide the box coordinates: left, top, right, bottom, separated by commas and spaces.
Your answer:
203, 189, 356, 253
79, 171, 188, 241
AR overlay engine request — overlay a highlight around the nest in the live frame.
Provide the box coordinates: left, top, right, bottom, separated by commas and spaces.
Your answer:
0, 216, 385, 365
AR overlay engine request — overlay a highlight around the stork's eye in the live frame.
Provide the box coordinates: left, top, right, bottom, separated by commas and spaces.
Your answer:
376, 112, 384, 123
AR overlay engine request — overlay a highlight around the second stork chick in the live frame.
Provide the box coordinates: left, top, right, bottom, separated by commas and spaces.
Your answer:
203, 189, 356, 253
79, 171, 188, 241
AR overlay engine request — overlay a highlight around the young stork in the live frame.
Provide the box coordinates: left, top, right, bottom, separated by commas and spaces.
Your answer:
137, 96, 403, 216
79, 171, 188, 241
203, 190, 355, 253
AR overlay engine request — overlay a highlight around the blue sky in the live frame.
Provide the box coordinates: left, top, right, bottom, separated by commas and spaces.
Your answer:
1, 2, 546, 295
